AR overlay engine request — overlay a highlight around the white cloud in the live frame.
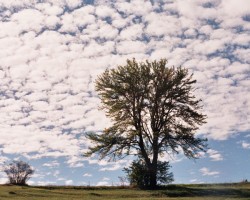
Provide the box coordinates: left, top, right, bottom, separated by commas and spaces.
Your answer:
65, 0, 82, 9
219, 0, 250, 17
65, 180, 73, 185
200, 167, 220, 176
193, 39, 226, 55
43, 161, 60, 168
45, 15, 60, 29
83, 173, 92, 177
209, 154, 223, 161
116, 41, 147, 54
82, 41, 115, 57
65, 156, 85, 168
0, 125, 81, 157
0, 0, 37, 9
115, 0, 153, 16
37, 4, 64, 16
0, 178, 8, 184
95, 5, 115, 18
119, 24, 144, 40
112, 16, 130, 29
0, 155, 9, 164
94, 159, 129, 171
97, 21, 119, 40
96, 181, 109, 186
27, 180, 35, 185
242, 141, 250, 149
234, 49, 250, 64
54, 170, 60, 177
59, 13, 78, 33
207, 149, 223, 161
99, 164, 122, 171
145, 13, 181, 36
11, 9, 45, 34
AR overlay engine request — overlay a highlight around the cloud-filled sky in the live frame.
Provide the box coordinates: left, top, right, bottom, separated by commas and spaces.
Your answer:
0, 0, 249, 186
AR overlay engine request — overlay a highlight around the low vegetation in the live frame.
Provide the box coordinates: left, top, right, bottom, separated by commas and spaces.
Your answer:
2, 160, 35, 186
124, 159, 174, 187
0, 182, 249, 200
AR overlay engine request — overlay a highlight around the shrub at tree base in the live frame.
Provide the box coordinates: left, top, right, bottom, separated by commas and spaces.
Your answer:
3, 160, 35, 185
124, 159, 174, 188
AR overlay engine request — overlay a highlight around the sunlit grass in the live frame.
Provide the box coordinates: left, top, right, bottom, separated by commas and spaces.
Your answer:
0, 182, 249, 200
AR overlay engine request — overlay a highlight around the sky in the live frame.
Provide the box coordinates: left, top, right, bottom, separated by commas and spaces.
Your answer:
0, 0, 249, 186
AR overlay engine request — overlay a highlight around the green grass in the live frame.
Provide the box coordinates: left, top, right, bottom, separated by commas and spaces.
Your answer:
0, 182, 249, 200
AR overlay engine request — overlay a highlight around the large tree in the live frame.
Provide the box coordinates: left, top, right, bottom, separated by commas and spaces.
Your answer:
85, 58, 207, 188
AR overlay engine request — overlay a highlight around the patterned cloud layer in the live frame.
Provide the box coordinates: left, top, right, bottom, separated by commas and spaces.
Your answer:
0, 0, 249, 179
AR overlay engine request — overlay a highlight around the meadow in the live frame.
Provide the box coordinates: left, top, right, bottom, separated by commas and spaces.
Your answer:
0, 182, 249, 200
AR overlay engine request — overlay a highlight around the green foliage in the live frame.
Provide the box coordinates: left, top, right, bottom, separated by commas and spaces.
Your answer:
124, 159, 174, 187
85, 58, 207, 187
3, 160, 34, 185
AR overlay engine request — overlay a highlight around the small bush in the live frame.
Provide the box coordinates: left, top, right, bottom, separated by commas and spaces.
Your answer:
124, 159, 174, 187
3, 160, 35, 185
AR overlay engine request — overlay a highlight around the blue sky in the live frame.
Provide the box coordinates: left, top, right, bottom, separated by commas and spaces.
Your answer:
0, 0, 249, 186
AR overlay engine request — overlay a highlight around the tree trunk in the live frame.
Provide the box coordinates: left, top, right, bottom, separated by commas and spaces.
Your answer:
146, 154, 158, 188
149, 165, 157, 188
149, 136, 159, 188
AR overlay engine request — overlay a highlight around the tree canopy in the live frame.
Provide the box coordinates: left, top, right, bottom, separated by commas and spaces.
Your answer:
85, 58, 207, 187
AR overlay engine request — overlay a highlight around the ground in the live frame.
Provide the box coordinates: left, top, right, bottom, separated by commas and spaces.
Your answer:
0, 182, 249, 200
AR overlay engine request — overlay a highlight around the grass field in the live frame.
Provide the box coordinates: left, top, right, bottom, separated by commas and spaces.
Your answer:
0, 182, 249, 200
